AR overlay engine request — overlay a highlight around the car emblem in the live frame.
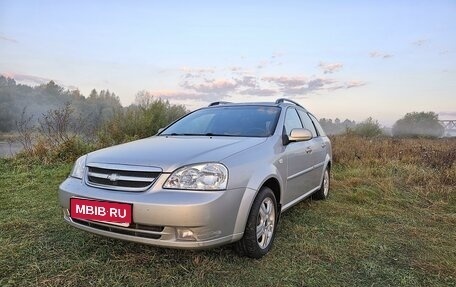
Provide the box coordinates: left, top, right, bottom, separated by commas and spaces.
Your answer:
107, 173, 119, 182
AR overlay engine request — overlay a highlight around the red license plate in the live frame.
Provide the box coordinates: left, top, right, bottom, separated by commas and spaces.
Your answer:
70, 198, 132, 225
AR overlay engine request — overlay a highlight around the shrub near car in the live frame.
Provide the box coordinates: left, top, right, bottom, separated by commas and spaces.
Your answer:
59, 98, 332, 258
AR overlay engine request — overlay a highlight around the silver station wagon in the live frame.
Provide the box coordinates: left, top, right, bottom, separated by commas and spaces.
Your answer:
59, 98, 332, 258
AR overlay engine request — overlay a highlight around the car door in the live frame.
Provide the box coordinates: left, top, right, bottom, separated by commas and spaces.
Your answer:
283, 108, 315, 205
309, 112, 331, 167
297, 110, 326, 189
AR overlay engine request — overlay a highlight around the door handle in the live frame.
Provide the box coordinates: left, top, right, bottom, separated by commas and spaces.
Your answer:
321, 143, 326, 148
305, 147, 312, 154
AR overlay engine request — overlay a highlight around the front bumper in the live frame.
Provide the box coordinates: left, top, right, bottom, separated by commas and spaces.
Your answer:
59, 174, 255, 249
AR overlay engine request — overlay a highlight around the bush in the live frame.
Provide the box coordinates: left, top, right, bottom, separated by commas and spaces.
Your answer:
12, 93, 187, 164
16, 136, 93, 164
349, 117, 383, 137
14, 104, 95, 164
97, 93, 187, 146
392, 112, 444, 138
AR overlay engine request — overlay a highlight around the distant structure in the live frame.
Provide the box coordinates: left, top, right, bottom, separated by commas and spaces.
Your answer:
439, 120, 456, 137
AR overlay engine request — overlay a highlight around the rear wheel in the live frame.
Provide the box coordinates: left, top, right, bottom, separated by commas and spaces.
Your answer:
312, 166, 330, 200
235, 187, 277, 258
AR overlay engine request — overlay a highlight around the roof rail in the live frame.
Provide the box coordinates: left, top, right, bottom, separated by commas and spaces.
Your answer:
275, 98, 303, 108
208, 101, 232, 107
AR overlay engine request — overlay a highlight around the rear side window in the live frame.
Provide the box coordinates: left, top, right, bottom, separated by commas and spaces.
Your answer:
297, 110, 317, 137
284, 108, 303, 135
308, 113, 326, 137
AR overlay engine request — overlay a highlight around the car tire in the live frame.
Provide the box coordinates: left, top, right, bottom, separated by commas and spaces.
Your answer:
235, 186, 278, 259
312, 166, 330, 200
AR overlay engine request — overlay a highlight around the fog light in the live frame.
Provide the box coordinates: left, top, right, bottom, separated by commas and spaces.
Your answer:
177, 228, 197, 241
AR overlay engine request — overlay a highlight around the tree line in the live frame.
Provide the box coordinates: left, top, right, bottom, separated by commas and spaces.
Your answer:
320, 113, 444, 138
0, 76, 122, 133
0, 75, 446, 140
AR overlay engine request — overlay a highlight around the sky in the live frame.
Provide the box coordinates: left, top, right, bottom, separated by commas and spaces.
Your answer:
1, 0, 455, 126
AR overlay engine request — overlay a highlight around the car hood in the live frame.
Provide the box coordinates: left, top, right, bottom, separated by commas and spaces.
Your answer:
86, 136, 267, 172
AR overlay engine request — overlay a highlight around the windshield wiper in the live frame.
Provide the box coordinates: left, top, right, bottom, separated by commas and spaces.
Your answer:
163, 133, 208, 136
204, 133, 241, 137
163, 132, 242, 137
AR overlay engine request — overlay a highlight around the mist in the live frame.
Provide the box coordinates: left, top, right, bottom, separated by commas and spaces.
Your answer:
0, 76, 122, 134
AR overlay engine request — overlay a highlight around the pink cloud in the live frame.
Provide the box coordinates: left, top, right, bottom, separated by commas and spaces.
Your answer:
318, 62, 343, 74
262, 76, 308, 87
182, 78, 238, 94
369, 51, 393, 59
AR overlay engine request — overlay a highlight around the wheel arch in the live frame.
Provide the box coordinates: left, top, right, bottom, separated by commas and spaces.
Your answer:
319, 154, 332, 185
232, 173, 283, 236
262, 177, 281, 207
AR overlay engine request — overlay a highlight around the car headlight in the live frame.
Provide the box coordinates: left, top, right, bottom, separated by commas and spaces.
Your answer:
163, 163, 228, 190
70, 155, 87, 179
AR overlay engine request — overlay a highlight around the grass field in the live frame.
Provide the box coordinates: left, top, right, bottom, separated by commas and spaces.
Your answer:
1, 136, 455, 286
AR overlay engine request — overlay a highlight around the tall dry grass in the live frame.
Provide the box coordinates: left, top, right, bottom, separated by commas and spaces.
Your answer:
331, 135, 456, 197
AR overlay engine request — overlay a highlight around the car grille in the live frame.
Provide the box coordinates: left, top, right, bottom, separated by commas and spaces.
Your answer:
86, 164, 161, 191
72, 218, 164, 239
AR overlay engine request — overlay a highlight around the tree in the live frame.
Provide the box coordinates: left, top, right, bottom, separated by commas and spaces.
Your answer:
392, 112, 444, 138
89, 89, 98, 99
97, 93, 187, 146
0, 76, 123, 132
319, 117, 356, 135
352, 117, 383, 137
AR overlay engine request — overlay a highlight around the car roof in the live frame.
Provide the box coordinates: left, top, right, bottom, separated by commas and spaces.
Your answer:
206, 98, 308, 112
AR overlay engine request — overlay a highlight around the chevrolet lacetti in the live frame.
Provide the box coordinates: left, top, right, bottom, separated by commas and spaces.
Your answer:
59, 98, 332, 258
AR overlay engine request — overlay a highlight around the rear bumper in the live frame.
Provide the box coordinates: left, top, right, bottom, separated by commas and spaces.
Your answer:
59, 175, 255, 249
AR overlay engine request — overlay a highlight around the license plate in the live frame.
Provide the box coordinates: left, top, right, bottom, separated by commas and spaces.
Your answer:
70, 198, 132, 226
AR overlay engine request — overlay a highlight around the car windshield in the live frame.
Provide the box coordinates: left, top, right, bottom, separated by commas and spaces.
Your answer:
160, 106, 281, 137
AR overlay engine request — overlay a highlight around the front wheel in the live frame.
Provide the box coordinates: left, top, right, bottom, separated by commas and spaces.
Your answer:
235, 187, 277, 258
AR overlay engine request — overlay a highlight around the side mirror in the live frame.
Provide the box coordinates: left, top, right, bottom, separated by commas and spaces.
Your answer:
157, 128, 165, 134
287, 128, 312, 143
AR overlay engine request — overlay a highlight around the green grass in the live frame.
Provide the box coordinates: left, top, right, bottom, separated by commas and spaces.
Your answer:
0, 152, 455, 286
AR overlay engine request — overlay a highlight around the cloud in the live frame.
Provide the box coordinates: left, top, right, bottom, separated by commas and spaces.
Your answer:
262, 76, 308, 87
412, 39, 428, 47
318, 62, 343, 74
179, 67, 215, 79
174, 65, 366, 101
345, 80, 366, 89
182, 78, 238, 94
181, 74, 259, 96
234, 75, 257, 88
149, 90, 220, 102
1, 72, 51, 85
262, 75, 342, 95
179, 67, 215, 73
281, 78, 338, 95
0, 35, 18, 43
369, 51, 393, 59
328, 80, 366, 91
229, 66, 243, 72
2, 72, 83, 90
262, 75, 364, 95
239, 88, 278, 97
